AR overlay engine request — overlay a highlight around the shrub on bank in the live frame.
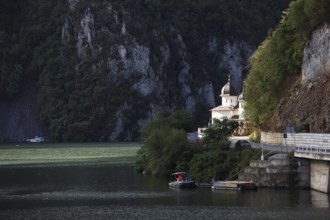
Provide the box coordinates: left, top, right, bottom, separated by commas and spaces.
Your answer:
189, 145, 260, 183
136, 109, 196, 176
136, 110, 261, 181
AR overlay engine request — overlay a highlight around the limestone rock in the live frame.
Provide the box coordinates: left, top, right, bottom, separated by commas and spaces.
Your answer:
302, 24, 330, 84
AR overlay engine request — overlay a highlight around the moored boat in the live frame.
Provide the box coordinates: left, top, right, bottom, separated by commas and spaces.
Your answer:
212, 180, 257, 191
168, 172, 197, 189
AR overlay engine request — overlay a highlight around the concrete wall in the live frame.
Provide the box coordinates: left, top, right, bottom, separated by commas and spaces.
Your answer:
261, 132, 283, 145
261, 132, 330, 193
288, 133, 330, 147
295, 151, 330, 161
261, 132, 330, 148
310, 160, 330, 193
297, 158, 311, 189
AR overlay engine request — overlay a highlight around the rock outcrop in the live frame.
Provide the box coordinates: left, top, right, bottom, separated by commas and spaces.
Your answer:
302, 24, 330, 84
269, 24, 330, 133
51, 1, 254, 140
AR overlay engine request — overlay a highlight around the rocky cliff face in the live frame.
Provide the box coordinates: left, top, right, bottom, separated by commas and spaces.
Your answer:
269, 24, 330, 133
0, 0, 288, 142
302, 24, 330, 84
55, 0, 254, 140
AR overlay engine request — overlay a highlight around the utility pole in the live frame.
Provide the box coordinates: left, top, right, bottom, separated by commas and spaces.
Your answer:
283, 133, 288, 152
261, 142, 264, 161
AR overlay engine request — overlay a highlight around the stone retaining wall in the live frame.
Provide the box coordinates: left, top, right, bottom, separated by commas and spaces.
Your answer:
261, 132, 330, 148
238, 154, 310, 188
261, 132, 283, 145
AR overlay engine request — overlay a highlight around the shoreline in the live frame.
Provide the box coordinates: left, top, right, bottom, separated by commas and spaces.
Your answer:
0, 160, 136, 169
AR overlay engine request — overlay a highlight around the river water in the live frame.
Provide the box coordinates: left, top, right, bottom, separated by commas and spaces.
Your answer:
0, 164, 329, 220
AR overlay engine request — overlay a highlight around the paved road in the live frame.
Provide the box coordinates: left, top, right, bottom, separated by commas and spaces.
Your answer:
229, 136, 294, 153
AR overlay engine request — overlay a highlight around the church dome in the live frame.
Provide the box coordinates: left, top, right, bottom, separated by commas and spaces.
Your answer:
221, 81, 239, 96
221, 82, 230, 95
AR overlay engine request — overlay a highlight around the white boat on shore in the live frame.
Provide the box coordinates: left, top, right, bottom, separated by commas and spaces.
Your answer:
26, 136, 46, 143
168, 172, 197, 189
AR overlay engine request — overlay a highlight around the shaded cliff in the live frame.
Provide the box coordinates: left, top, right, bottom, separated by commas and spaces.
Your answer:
0, 0, 289, 142
269, 24, 330, 133
0, 81, 45, 142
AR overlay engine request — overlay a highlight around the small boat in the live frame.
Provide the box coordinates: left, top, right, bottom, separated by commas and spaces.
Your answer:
168, 172, 197, 189
212, 180, 257, 191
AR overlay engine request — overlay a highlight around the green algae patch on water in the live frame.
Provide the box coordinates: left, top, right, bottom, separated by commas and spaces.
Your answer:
0, 142, 141, 166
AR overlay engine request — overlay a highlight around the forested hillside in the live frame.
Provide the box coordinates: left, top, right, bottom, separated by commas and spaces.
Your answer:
245, 0, 330, 132
0, 0, 289, 142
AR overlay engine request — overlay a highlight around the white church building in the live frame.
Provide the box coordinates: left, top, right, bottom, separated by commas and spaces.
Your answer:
197, 77, 251, 139
210, 77, 245, 121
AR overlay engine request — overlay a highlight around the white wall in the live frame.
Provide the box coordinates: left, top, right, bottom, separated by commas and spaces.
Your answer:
222, 95, 238, 107
238, 101, 244, 119
211, 111, 233, 120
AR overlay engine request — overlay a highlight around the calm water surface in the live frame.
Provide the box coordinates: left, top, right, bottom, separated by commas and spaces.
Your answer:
0, 164, 329, 220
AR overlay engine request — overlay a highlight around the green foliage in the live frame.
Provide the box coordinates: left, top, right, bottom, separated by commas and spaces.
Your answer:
0, 1, 66, 99
189, 145, 260, 182
0, 1, 25, 98
136, 109, 194, 176
249, 132, 260, 143
189, 145, 228, 182
168, 109, 194, 132
138, 126, 191, 176
245, 0, 330, 129
200, 118, 239, 146
137, 110, 259, 181
123, 0, 289, 44
189, 118, 249, 182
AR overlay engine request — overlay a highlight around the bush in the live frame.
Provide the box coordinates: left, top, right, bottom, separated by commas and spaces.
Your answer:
200, 118, 238, 147
136, 109, 194, 176
137, 127, 190, 176
189, 146, 260, 182
249, 132, 260, 143
137, 110, 261, 181
188, 118, 257, 182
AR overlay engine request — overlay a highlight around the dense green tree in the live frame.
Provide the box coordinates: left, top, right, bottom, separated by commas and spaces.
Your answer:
188, 118, 240, 182
138, 126, 191, 176
137, 109, 259, 181
200, 118, 239, 146
136, 109, 194, 176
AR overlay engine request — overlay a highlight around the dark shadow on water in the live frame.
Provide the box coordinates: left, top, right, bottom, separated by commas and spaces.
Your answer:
0, 164, 330, 220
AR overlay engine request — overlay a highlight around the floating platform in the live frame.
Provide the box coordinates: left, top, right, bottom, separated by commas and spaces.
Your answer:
195, 183, 213, 188
212, 181, 257, 191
